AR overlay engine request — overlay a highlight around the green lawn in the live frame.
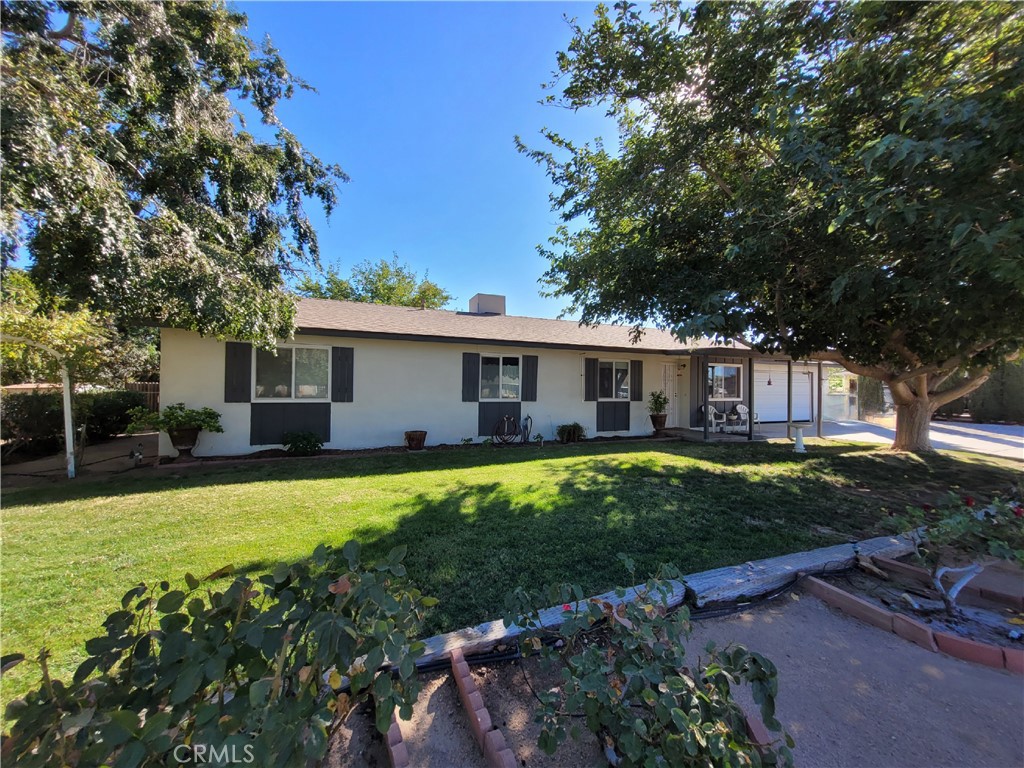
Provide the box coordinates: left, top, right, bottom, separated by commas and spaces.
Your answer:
2, 439, 1019, 705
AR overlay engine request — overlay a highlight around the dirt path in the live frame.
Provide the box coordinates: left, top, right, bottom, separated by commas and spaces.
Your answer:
688, 590, 1024, 768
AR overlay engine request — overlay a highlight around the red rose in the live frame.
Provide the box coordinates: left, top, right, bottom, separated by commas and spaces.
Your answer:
562, 603, 571, 611
964, 496, 975, 507
921, 504, 934, 512
1014, 506, 1023, 519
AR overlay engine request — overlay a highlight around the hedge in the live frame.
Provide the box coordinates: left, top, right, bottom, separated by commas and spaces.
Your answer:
0, 389, 146, 453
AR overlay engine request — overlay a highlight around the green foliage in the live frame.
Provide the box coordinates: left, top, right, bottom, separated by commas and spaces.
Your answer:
283, 431, 324, 457
936, 361, 1024, 422
295, 254, 453, 309
647, 390, 669, 415
1, 270, 158, 386
1, 1, 346, 347
0, 389, 146, 454
555, 422, 586, 443
524, 1, 1024, 448
127, 403, 224, 435
3, 542, 430, 767
894, 489, 1024, 614
504, 562, 793, 767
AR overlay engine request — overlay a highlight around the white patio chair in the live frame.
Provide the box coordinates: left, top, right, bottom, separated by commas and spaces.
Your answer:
701, 404, 727, 433
735, 403, 760, 433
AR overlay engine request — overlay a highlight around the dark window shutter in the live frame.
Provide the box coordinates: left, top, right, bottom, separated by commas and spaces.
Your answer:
522, 355, 538, 401
331, 347, 354, 403
630, 360, 643, 402
462, 353, 480, 402
584, 358, 598, 401
224, 342, 252, 403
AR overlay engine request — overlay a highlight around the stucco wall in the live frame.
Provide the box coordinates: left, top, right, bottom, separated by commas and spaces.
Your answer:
159, 328, 683, 456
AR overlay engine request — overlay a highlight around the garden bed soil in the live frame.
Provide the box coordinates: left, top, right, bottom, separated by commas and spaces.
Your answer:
472, 655, 607, 768
325, 701, 389, 768
820, 569, 1024, 649
393, 671, 483, 767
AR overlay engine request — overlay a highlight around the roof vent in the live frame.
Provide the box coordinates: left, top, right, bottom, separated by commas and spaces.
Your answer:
468, 293, 506, 315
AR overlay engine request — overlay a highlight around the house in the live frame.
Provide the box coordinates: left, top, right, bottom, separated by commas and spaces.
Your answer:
157, 294, 829, 456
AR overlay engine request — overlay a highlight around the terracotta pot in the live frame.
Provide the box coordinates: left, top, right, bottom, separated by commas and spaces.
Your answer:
405, 430, 427, 451
650, 413, 668, 432
167, 427, 200, 459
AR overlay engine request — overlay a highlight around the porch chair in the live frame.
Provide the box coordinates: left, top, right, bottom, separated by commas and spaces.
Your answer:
734, 403, 760, 433
700, 404, 727, 433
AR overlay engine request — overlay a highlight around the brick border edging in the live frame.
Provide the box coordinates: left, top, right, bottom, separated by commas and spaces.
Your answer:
385, 712, 409, 768
450, 648, 516, 768
871, 555, 1024, 610
803, 576, 1023, 675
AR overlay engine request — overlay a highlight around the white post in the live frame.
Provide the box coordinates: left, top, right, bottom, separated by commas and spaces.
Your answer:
60, 366, 76, 479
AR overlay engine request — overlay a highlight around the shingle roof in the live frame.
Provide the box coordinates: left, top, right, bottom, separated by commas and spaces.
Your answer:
295, 298, 743, 355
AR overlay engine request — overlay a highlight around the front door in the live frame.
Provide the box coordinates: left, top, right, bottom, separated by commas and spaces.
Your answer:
662, 364, 679, 428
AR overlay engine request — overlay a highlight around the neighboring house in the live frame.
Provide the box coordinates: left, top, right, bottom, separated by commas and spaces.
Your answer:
158, 294, 826, 456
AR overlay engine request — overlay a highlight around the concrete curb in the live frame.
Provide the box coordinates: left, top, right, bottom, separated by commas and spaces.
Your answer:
385, 712, 409, 768
415, 534, 915, 669
450, 648, 515, 768
803, 576, 1022, 675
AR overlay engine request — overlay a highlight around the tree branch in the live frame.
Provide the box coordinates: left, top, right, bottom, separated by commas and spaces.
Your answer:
809, 350, 891, 381
45, 12, 78, 42
930, 369, 992, 409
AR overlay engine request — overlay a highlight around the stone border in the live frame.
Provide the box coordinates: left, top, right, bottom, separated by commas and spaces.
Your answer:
384, 712, 409, 768
416, 534, 915, 668
803, 576, 1023, 675
450, 648, 516, 768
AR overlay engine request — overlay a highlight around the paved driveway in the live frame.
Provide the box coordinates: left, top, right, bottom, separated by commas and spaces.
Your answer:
759, 420, 1023, 461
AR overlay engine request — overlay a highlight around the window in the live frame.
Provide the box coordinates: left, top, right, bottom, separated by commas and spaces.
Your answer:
708, 364, 741, 400
599, 360, 630, 400
254, 346, 329, 400
480, 355, 520, 400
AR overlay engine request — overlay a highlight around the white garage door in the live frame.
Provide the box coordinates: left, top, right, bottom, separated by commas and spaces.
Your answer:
753, 363, 815, 422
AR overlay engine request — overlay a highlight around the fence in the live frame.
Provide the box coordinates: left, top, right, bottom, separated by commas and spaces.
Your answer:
125, 382, 159, 411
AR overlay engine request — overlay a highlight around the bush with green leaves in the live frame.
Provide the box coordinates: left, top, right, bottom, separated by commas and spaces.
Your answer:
555, 422, 586, 443
647, 391, 669, 415
283, 431, 324, 456
0, 389, 146, 454
504, 559, 793, 768
126, 403, 224, 435
3, 542, 433, 767
894, 489, 1024, 617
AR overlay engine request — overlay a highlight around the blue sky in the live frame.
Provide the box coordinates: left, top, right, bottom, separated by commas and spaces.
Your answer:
239, 1, 617, 319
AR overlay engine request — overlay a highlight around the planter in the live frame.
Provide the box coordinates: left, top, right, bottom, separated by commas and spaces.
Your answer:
649, 413, 667, 433
167, 427, 201, 460
404, 430, 427, 451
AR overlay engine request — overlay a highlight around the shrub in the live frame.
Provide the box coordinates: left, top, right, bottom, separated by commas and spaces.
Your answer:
555, 422, 586, 443
127, 403, 224, 434
647, 390, 669, 414
0, 389, 146, 452
283, 430, 323, 456
76, 390, 146, 440
505, 558, 793, 767
893, 490, 1024, 616
3, 542, 433, 767
0, 391, 65, 453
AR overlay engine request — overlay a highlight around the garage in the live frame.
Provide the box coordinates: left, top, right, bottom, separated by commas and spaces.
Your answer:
753, 362, 818, 422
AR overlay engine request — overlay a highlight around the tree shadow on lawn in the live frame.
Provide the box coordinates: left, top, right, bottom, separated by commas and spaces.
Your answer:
226, 449, 1000, 638
3, 438, 1016, 511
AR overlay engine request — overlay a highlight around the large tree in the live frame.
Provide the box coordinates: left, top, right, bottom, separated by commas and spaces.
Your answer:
1, 1, 346, 348
523, 1, 1024, 451
295, 254, 454, 309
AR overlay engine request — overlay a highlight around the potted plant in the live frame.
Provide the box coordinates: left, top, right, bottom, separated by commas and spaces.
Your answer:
404, 430, 427, 451
127, 403, 224, 459
647, 390, 669, 433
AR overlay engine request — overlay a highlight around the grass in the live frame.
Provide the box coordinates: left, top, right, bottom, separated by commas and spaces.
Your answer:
2, 438, 1020, 706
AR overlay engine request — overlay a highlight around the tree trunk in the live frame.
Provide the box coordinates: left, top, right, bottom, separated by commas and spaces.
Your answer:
892, 396, 934, 452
